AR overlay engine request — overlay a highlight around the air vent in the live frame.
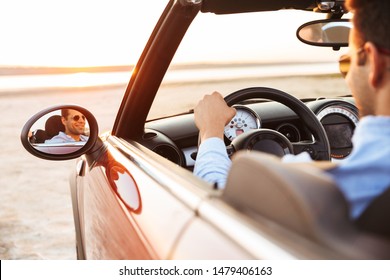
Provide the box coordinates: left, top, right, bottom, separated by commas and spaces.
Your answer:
143, 132, 157, 140
276, 123, 301, 142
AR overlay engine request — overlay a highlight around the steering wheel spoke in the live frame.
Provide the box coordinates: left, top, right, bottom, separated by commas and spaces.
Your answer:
292, 141, 329, 160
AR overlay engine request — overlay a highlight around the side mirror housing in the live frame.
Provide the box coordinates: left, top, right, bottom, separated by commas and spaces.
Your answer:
21, 105, 100, 161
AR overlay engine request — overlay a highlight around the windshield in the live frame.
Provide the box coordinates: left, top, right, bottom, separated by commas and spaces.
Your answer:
147, 10, 350, 120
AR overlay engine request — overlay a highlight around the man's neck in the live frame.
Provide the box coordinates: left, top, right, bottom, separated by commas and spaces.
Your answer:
66, 132, 80, 141
375, 83, 390, 116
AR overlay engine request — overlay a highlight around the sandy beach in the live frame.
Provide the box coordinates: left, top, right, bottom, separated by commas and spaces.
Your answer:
0, 74, 349, 259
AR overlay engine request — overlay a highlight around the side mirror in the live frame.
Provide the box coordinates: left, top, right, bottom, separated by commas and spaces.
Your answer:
21, 105, 99, 160
297, 19, 351, 50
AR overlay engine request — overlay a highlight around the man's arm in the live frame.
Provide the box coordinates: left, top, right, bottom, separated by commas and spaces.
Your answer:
193, 137, 232, 188
193, 92, 236, 188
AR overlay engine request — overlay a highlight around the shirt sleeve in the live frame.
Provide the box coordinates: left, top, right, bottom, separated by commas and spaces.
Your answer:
193, 137, 231, 189
282, 151, 312, 163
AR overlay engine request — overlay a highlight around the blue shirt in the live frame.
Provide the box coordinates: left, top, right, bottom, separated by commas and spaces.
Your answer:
44, 131, 89, 144
194, 116, 390, 219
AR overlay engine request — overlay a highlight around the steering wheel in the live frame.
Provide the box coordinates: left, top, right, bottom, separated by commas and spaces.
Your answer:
225, 87, 330, 161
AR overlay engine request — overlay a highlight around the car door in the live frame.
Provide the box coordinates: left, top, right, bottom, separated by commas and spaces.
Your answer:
77, 135, 207, 259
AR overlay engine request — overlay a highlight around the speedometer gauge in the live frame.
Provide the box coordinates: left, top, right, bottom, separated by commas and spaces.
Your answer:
224, 106, 261, 141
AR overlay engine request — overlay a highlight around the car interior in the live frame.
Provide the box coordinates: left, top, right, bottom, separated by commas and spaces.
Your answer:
141, 90, 390, 258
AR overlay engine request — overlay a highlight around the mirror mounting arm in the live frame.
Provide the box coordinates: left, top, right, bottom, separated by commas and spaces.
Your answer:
85, 138, 106, 167
315, 1, 347, 19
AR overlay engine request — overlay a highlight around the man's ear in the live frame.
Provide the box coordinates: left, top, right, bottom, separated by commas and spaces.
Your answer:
365, 42, 387, 89
61, 116, 67, 126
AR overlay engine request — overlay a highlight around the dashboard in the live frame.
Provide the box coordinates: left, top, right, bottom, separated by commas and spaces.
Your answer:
143, 96, 359, 168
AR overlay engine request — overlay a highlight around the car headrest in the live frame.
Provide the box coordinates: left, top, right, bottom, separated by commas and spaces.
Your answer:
222, 151, 351, 242
45, 115, 65, 138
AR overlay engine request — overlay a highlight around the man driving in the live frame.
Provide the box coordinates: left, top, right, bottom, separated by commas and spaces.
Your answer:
45, 109, 89, 143
193, 0, 390, 220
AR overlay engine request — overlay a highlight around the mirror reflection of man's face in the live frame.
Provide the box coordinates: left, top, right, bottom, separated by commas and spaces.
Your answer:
62, 109, 86, 138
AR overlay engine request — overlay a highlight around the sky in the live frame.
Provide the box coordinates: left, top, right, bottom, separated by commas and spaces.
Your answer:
0, 0, 349, 67
1, 0, 166, 67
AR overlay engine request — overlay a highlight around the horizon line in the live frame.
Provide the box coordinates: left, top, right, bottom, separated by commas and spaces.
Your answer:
0, 60, 336, 76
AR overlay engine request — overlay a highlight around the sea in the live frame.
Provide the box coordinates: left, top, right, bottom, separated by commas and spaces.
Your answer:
0, 62, 340, 94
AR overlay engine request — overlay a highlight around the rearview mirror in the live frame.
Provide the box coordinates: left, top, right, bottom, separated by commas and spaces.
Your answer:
297, 19, 351, 50
21, 105, 99, 160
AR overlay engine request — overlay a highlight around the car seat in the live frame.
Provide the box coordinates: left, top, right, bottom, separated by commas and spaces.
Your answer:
223, 151, 390, 259
30, 129, 49, 143
45, 115, 65, 138
30, 115, 65, 143
356, 187, 390, 238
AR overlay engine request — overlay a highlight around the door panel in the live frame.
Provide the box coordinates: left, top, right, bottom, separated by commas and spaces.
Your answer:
80, 143, 196, 259
171, 218, 253, 259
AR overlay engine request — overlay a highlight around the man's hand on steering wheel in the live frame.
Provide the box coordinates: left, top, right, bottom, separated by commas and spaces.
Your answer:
194, 91, 236, 143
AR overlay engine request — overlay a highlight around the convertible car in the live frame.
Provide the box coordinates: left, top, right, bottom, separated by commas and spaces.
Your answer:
21, 0, 390, 259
